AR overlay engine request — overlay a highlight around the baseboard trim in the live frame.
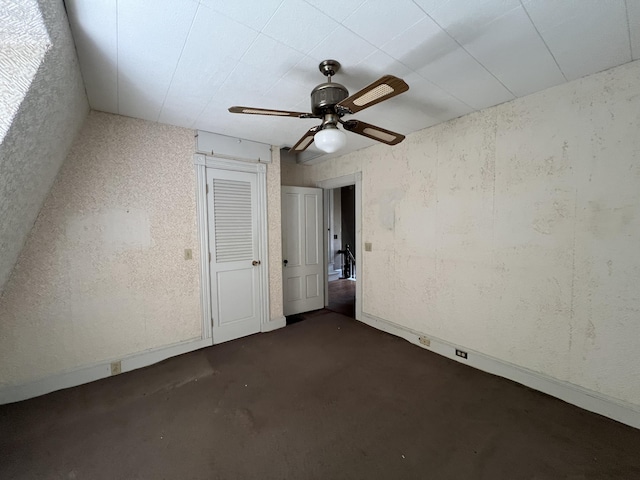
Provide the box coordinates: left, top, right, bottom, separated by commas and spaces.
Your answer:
0, 337, 212, 405
262, 316, 286, 333
359, 312, 640, 430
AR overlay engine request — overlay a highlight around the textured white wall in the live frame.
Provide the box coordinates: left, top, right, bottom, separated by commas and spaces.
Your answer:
283, 60, 640, 408
267, 148, 284, 322
0, 0, 49, 139
0, 112, 201, 385
280, 154, 303, 186
0, 0, 89, 294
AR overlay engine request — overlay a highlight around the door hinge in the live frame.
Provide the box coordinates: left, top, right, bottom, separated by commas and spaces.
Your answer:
208, 252, 211, 262
206, 184, 209, 194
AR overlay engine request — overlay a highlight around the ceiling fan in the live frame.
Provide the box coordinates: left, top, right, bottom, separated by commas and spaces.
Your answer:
228, 60, 409, 154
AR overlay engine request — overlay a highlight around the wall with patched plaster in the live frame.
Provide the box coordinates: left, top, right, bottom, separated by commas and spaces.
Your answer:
283, 60, 640, 408
0, 0, 89, 294
0, 112, 201, 386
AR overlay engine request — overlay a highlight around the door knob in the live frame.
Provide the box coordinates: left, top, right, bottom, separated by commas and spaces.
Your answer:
283, 259, 288, 267
252, 260, 261, 266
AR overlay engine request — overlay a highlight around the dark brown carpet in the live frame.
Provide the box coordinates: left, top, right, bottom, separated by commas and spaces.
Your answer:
1, 310, 639, 479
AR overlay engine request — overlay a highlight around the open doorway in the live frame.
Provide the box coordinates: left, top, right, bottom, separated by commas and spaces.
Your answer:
326, 185, 356, 318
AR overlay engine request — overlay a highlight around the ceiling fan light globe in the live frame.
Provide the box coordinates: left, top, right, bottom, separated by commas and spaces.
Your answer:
314, 127, 347, 153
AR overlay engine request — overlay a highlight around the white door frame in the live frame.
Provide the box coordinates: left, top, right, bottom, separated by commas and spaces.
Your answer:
316, 172, 362, 321
194, 154, 270, 344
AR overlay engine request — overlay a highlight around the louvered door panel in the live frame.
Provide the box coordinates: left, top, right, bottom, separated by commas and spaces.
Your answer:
213, 178, 253, 263
206, 167, 261, 345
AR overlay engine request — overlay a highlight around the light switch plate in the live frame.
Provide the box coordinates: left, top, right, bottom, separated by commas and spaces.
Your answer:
365, 242, 372, 252
184, 249, 193, 260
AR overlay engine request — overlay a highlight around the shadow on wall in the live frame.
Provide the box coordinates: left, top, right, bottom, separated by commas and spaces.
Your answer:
0, 112, 201, 388
0, 0, 89, 295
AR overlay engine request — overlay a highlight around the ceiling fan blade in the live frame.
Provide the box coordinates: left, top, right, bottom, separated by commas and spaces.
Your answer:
229, 106, 314, 118
342, 119, 405, 145
337, 75, 409, 114
290, 126, 320, 152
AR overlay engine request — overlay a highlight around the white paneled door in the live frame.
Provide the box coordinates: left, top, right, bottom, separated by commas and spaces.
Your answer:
207, 168, 262, 344
282, 186, 324, 316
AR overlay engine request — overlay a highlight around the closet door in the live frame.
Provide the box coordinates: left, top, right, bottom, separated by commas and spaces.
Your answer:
207, 168, 262, 343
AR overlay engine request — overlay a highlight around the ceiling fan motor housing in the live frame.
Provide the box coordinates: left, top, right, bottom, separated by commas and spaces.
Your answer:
228, 59, 409, 153
311, 83, 349, 116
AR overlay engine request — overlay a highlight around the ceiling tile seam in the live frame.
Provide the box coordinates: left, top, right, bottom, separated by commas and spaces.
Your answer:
188, 63, 237, 129
339, 1, 429, 54
301, 0, 363, 24
234, 29, 262, 65
189, 5, 272, 128
374, 22, 476, 112
187, 0, 272, 128
305, 0, 382, 58
262, 21, 344, 88
261, 20, 343, 60
410, 68, 475, 112
411, 1, 517, 99
299, 20, 398, 84
483, 3, 523, 27
116, 0, 120, 114
258, 0, 330, 49
253, 31, 309, 59
519, 0, 568, 82
278, 54, 317, 90
330, 22, 403, 67
624, 0, 635, 60
302, 0, 378, 53
157, 3, 201, 123
261, 77, 294, 101
326, 7, 473, 108
189, 32, 263, 128
256, 0, 286, 33
376, 51, 476, 111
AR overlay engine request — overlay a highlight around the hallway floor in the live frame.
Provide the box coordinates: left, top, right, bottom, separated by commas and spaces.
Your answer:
2, 310, 639, 479
327, 277, 355, 317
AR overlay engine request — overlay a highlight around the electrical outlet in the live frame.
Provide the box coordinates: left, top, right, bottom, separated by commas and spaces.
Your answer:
184, 249, 193, 260
455, 349, 468, 359
419, 336, 430, 347
110, 361, 122, 375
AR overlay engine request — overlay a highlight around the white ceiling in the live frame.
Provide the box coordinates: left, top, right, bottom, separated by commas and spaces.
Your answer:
65, 0, 640, 160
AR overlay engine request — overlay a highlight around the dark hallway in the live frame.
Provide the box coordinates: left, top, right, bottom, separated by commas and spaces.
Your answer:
327, 278, 355, 318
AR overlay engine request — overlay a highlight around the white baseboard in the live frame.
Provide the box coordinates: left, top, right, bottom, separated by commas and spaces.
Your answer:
6, 312, 636, 430
262, 316, 286, 332
359, 312, 640, 430
1, 318, 287, 405
0, 337, 212, 405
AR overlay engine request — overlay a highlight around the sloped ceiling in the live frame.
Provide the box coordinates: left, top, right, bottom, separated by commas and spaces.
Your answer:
0, 0, 88, 294
0, 0, 50, 139
66, 0, 640, 160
